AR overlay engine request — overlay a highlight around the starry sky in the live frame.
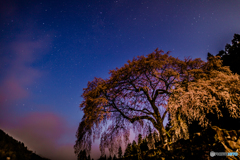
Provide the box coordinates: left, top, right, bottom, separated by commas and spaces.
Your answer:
0, 0, 239, 160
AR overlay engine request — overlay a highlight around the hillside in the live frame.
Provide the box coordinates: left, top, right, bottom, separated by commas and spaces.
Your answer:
0, 129, 50, 160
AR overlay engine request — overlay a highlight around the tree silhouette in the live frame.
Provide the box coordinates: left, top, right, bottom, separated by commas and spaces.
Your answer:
118, 146, 122, 159
97, 155, 107, 160
107, 155, 113, 160
124, 143, 132, 157
139, 138, 148, 152
137, 134, 142, 145
74, 49, 240, 156
131, 140, 138, 155
87, 155, 91, 160
216, 33, 240, 75
112, 154, 117, 160
78, 150, 87, 160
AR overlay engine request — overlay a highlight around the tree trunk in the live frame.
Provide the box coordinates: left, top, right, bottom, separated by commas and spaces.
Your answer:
158, 124, 170, 151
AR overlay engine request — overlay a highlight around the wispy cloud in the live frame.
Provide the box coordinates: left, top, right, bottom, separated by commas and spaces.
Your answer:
0, 31, 50, 108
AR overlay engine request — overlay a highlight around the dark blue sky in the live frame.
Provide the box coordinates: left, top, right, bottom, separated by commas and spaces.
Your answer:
0, 0, 240, 160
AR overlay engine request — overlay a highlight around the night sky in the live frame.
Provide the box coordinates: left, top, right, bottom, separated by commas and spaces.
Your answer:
0, 0, 240, 160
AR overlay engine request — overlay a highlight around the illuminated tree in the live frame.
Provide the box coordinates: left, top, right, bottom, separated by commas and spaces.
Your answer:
168, 55, 240, 139
206, 34, 240, 131
74, 48, 240, 156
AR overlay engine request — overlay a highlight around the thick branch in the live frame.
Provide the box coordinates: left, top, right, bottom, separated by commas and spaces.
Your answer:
109, 98, 158, 126
162, 108, 169, 120
127, 106, 154, 115
129, 81, 152, 102
131, 115, 158, 127
143, 71, 155, 95
153, 89, 171, 101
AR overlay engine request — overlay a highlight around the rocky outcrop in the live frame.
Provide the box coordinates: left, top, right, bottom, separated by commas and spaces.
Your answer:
165, 126, 240, 160
122, 126, 240, 160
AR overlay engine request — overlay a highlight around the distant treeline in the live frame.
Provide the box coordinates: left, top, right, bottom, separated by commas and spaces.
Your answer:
0, 129, 50, 160
78, 131, 164, 160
